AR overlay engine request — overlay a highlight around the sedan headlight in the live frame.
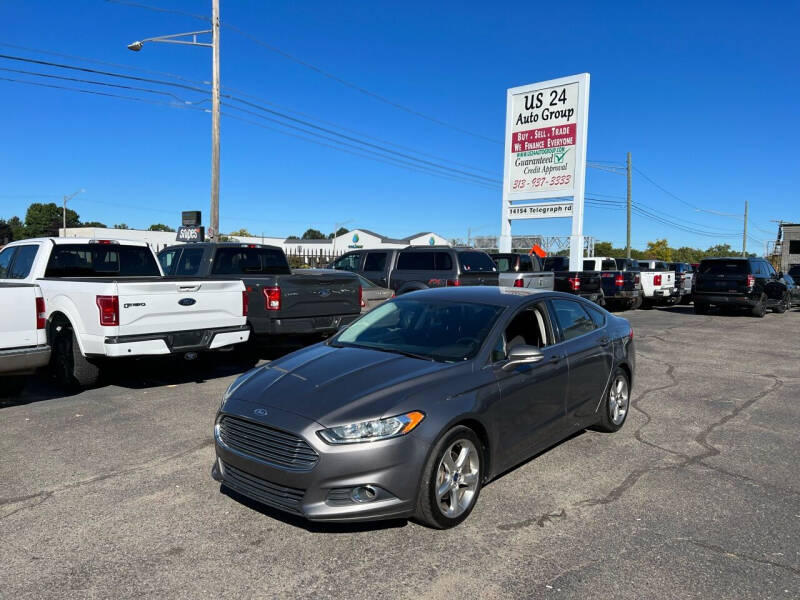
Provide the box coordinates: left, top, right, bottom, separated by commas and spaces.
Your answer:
317, 411, 425, 444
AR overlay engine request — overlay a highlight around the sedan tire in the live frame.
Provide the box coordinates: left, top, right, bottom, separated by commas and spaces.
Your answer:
593, 367, 630, 433
414, 425, 483, 529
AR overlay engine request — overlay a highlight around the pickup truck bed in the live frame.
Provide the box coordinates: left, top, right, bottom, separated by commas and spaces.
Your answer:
158, 243, 361, 339
0, 238, 249, 390
542, 257, 604, 304
0, 283, 50, 386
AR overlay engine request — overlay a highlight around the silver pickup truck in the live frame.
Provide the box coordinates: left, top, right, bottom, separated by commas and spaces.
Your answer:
490, 253, 555, 290
0, 282, 50, 396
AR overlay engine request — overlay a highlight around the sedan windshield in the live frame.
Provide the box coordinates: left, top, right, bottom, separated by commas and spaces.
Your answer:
334, 298, 504, 362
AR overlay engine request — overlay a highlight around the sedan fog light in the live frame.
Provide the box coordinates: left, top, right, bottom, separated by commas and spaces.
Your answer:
351, 485, 378, 503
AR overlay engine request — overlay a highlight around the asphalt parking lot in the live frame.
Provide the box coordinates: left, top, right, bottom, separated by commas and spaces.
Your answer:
2, 306, 799, 599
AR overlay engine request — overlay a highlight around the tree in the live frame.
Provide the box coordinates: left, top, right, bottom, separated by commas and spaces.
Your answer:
301, 228, 326, 240
148, 223, 175, 232
703, 243, 735, 257
0, 219, 13, 245
114, 223, 131, 230
644, 239, 672, 261
228, 228, 252, 237
327, 227, 349, 239
286, 235, 300, 240
25, 202, 80, 237
8, 216, 25, 241
81, 221, 107, 228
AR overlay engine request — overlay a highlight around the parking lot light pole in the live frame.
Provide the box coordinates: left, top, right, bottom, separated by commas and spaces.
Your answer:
127, 0, 220, 239
62, 189, 85, 237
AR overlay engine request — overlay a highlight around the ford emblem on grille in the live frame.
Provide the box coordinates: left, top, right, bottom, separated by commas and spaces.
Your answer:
253, 408, 268, 416
178, 298, 196, 306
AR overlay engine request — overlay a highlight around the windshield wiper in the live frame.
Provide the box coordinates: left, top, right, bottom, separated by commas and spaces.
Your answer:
335, 342, 436, 362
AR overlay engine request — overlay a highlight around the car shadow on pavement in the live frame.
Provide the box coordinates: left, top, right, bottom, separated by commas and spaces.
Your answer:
220, 485, 409, 533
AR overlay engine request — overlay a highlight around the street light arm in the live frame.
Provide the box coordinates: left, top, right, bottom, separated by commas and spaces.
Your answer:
129, 30, 212, 50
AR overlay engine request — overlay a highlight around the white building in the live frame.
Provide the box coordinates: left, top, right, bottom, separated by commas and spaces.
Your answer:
59, 227, 451, 255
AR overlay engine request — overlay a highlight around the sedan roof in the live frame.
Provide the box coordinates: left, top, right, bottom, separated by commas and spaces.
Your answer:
401, 286, 550, 307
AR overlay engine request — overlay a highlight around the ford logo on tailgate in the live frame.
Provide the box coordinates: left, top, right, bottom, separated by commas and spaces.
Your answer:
178, 298, 197, 306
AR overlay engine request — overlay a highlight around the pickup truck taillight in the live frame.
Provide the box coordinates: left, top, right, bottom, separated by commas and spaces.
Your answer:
36, 297, 46, 329
568, 277, 581, 291
263, 286, 281, 311
96, 295, 119, 326
446, 279, 461, 287
359, 285, 364, 308
513, 278, 524, 288
242, 291, 249, 317
653, 274, 662, 286
615, 274, 624, 287
746, 274, 755, 289
635, 273, 640, 285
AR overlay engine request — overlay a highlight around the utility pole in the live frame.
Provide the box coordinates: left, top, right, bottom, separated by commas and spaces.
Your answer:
742, 200, 748, 256
467, 227, 471, 248
62, 189, 85, 237
626, 152, 632, 259
127, 0, 219, 237
209, 0, 220, 239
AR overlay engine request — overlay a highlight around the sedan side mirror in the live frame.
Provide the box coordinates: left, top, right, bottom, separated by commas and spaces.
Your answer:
502, 345, 544, 371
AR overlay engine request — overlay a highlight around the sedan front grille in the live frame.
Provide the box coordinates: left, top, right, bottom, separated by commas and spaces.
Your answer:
217, 415, 319, 471
221, 461, 305, 515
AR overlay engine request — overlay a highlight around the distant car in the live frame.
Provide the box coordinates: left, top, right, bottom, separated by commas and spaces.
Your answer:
213, 287, 635, 529
780, 273, 800, 308
489, 253, 554, 290
331, 246, 499, 295
694, 257, 787, 317
355, 273, 393, 312
668, 262, 695, 304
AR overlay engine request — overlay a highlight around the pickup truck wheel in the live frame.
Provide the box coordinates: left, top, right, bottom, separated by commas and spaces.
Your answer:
1, 376, 27, 398
772, 294, 788, 314
53, 328, 100, 390
592, 368, 630, 433
632, 295, 643, 310
751, 295, 767, 318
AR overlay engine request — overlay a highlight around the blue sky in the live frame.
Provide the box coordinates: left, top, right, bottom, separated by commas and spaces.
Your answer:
1, 1, 797, 251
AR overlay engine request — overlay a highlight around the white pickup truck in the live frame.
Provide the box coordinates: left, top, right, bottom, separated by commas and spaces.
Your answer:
0, 238, 250, 389
0, 282, 50, 396
637, 259, 680, 307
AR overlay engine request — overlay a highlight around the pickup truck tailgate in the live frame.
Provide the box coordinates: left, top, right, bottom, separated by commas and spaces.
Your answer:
276, 272, 360, 319
117, 280, 245, 335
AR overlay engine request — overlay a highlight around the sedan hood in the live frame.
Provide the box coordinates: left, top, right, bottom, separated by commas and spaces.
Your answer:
231, 343, 461, 426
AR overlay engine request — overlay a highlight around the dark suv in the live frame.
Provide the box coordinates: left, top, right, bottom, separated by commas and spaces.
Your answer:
694, 257, 788, 317
331, 246, 499, 295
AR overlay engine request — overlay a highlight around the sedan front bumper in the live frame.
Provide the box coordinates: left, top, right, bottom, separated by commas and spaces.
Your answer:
212, 401, 430, 522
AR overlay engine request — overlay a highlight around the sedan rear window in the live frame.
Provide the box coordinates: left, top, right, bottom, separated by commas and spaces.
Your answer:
699, 260, 747, 275
45, 244, 160, 277
334, 299, 504, 362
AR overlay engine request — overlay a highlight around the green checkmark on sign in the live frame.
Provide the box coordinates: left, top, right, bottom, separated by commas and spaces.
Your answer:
554, 149, 570, 163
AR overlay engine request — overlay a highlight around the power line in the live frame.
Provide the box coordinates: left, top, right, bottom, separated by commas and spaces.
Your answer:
0, 42, 211, 87
634, 165, 741, 218
104, 0, 210, 22
0, 53, 499, 185
0, 66, 208, 105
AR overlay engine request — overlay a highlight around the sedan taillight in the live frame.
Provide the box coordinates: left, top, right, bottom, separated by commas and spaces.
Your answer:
263, 286, 281, 311
96, 295, 119, 326
36, 297, 46, 329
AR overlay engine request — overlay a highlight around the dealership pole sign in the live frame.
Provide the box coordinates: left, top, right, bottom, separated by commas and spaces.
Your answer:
499, 73, 589, 270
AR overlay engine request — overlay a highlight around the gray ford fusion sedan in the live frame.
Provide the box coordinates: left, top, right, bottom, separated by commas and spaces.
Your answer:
213, 287, 635, 529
